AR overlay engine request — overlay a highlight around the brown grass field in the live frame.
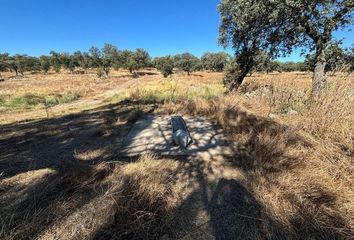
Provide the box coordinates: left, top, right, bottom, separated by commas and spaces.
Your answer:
0, 69, 353, 239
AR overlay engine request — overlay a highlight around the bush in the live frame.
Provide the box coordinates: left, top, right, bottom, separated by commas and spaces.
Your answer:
201, 52, 230, 72
223, 58, 239, 87
96, 68, 104, 78
153, 56, 174, 77
0, 94, 45, 109
45, 91, 81, 106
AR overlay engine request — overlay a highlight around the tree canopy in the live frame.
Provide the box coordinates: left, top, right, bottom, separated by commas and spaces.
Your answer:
174, 53, 201, 75
219, 0, 354, 95
153, 56, 175, 77
201, 52, 230, 72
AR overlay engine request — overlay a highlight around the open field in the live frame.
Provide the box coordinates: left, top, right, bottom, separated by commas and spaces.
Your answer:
0, 70, 353, 239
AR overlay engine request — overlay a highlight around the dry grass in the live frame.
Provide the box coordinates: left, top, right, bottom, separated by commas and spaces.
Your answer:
1, 69, 353, 239
0, 70, 128, 98
158, 72, 354, 239
0, 153, 182, 240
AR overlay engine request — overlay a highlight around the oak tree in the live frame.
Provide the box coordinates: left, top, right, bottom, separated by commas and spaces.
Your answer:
219, 0, 354, 95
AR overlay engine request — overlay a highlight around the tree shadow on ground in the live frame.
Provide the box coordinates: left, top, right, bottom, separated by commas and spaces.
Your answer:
0, 158, 115, 239
154, 107, 352, 239
0, 102, 156, 179
1, 103, 352, 239
221, 107, 312, 174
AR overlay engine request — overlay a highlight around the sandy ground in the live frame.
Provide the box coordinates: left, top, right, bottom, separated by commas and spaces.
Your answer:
119, 115, 234, 157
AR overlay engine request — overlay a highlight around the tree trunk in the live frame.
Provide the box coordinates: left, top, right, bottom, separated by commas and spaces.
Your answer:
229, 59, 253, 92
312, 47, 327, 96
229, 68, 248, 91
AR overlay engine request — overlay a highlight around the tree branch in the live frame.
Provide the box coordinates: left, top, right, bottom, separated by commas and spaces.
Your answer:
323, 2, 354, 39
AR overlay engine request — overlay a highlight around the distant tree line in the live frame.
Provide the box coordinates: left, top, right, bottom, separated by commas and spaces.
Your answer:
0, 44, 152, 78
1, 42, 354, 80
0, 48, 231, 78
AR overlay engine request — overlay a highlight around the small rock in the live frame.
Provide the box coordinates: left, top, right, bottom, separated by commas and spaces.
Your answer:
268, 113, 278, 119
287, 108, 298, 115
244, 92, 253, 98
160, 234, 170, 240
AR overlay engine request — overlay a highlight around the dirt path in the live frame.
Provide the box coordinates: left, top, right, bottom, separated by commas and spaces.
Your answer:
0, 78, 137, 124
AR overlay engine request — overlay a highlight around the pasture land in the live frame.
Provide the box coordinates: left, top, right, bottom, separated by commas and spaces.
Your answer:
0, 70, 353, 239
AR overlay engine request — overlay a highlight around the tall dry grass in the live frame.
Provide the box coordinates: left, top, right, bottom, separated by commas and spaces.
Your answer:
158, 72, 354, 238
0, 153, 181, 240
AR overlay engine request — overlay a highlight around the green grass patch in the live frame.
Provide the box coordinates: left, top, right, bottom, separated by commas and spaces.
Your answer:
44, 91, 81, 107
0, 91, 81, 110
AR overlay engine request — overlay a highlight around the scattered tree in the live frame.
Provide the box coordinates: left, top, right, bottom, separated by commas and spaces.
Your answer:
39, 56, 51, 73
49, 51, 62, 73
125, 49, 151, 76
201, 52, 230, 72
219, 0, 354, 95
102, 43, 118, 77
153, 56, 175, 77
174, 53, 200, 75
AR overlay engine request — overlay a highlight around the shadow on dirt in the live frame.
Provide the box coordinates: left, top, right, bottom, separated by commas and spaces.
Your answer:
0, 104, 352, 239
0, 102, 156, 179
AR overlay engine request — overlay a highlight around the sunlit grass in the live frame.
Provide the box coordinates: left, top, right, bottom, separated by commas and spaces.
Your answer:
118, 75, 225, 104
0, 91, 81, 110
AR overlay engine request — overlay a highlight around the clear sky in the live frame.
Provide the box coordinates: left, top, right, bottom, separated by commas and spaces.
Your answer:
1, 0, 353, 61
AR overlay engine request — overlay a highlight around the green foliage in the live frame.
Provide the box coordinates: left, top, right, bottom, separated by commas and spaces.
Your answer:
102, 43, 118, 76
50, 51, 62, 73
223, 58, 239, 87
43, 92, 81, 107
88, 46, 102, 69
59, 53, 78, 73
124, 49, 151, 75
112, 50, 130, 70
73, 51, 91, 72
96, 68, 104, 78
39, 56, 51, 73
0, 92, 80, 110
174, 53, 200, 75
305, 41, 347, 72
201, 52, 230, 72
153, 56, 174, 77
278, 62, 308, 72
0, 53, 9, 72
345, 46, 354, 72
0, 94, 43, 109
134, 48, 151, 70
218, 0, 354, 93
0, 54, 40, 75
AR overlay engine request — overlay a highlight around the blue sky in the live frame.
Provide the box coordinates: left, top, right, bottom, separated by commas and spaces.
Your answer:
1, 0, 353, 61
